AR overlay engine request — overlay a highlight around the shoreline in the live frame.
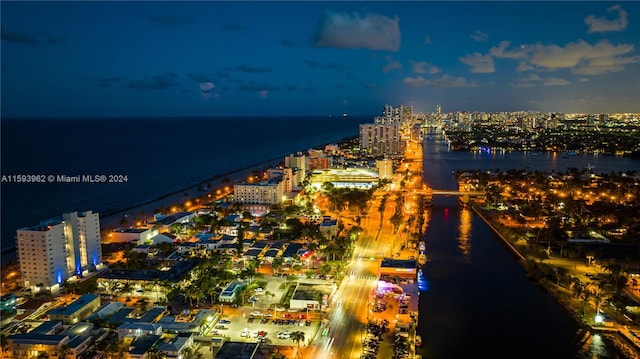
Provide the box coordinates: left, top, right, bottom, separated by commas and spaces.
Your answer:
1, 135, 358, 263
470, 204, 640, 358
98, 135, 357, 228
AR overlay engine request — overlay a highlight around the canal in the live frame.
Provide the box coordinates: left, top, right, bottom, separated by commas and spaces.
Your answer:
415, 129, 640, 359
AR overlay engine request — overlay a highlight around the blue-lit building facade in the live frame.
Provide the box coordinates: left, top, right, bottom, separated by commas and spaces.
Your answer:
16, 211, 103, 292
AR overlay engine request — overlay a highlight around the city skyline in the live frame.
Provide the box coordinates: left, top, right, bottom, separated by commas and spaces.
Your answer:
1, 1, 639, 119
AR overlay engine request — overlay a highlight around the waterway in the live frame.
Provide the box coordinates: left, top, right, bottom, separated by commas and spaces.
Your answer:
416, 129, 640, 359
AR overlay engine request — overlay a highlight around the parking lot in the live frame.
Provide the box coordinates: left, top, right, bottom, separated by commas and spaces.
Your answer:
210, 308, 319, 346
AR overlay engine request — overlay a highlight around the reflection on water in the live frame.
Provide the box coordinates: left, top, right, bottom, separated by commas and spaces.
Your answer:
418, 129, 640, 359
457, 207, 472, 260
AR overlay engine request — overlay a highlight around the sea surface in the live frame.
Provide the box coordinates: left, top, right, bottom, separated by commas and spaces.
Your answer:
0, 115, 367, 260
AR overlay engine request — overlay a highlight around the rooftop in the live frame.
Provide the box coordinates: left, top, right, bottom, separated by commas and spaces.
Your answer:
113, 227, 149, 233
49, 294, 99, 316
380, 258, 418, 269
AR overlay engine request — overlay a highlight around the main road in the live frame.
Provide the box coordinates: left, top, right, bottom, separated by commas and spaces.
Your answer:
307, 140, 424, 359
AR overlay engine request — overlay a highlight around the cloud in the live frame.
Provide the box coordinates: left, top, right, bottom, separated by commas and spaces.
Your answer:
1, 29, 64, 46
279, 39, 297, 48
431, 75, 478, 88
528, 39, 637, 75
511, 73, 542, 88
199, 82, 216, 99
304, 60, 353, 72
148, 15, 193, 26
411, 61, 440, 75
382, 56, 402, 73
511, 73, 570, 88
491, 39, 638, 75
543, 77, 571, 86
186, 72, 214, 83
403, 75, 477, 88
470, 30, 488, 42
585, 5, 628, 33
221, 23, 246, 31
489, 41, 528, 60
126, 73, 181, 91
1, 30, 38, 45
313, 11, 401, 51
199, 82, 215, 91
403, 76, 430, 87
459, 53, 495, 73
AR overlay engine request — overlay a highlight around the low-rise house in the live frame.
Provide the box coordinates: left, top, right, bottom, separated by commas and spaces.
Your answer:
158, 309, 217, 334
110, 227, 159, 245
158, 334, 194, 358
117, 322, 163, 340
150, 212, 196, 233
49, 294, 101, 325
7, 321, 92, 359
218, 281, 245, 303
319, 218, 339, 237
281, 243, 302, 263
128, 334, 161, 359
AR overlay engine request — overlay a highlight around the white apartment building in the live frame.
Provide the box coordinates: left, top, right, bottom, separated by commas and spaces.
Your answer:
284, 152, 307, 186
233, 178, 284, 205
267, 167, 293, 193
376, 159, 394, 180
359, 123, 404, 156
16, 211, 103, 291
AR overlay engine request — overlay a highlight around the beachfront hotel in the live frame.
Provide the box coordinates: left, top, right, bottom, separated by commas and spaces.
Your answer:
233, 177, 285, 206
16, 211, 103, 292
284, 152, 307, 186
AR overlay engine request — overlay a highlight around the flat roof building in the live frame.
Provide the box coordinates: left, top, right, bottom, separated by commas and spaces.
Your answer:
17, 211, 103, 291
379, 258, 418, 280
218, 281, 245, 303
48, 294, 101, 325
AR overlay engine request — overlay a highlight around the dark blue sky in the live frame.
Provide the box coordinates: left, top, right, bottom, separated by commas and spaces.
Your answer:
1, 1, 639, 118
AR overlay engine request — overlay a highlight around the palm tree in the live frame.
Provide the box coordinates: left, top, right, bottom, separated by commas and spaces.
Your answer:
104, 338, 128, 359
0, 334, 8, 358
271, 257, 284, 276
57, 344, 72, 359
121, 282, 134, 299
290, 330, 306, 348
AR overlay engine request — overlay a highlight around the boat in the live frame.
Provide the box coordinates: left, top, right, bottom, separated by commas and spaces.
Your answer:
415, 335, 422, 347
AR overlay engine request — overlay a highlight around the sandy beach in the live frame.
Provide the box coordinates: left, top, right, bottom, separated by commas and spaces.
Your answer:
99, 156, 282, 231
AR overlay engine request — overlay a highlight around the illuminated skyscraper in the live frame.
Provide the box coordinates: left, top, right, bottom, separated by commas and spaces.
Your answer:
16, 211, 102, 291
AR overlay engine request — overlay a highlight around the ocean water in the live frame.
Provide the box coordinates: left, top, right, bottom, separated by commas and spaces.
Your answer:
0, 116, 367, 260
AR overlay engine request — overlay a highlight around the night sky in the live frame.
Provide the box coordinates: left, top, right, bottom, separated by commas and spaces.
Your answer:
1, 1, 639, 118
